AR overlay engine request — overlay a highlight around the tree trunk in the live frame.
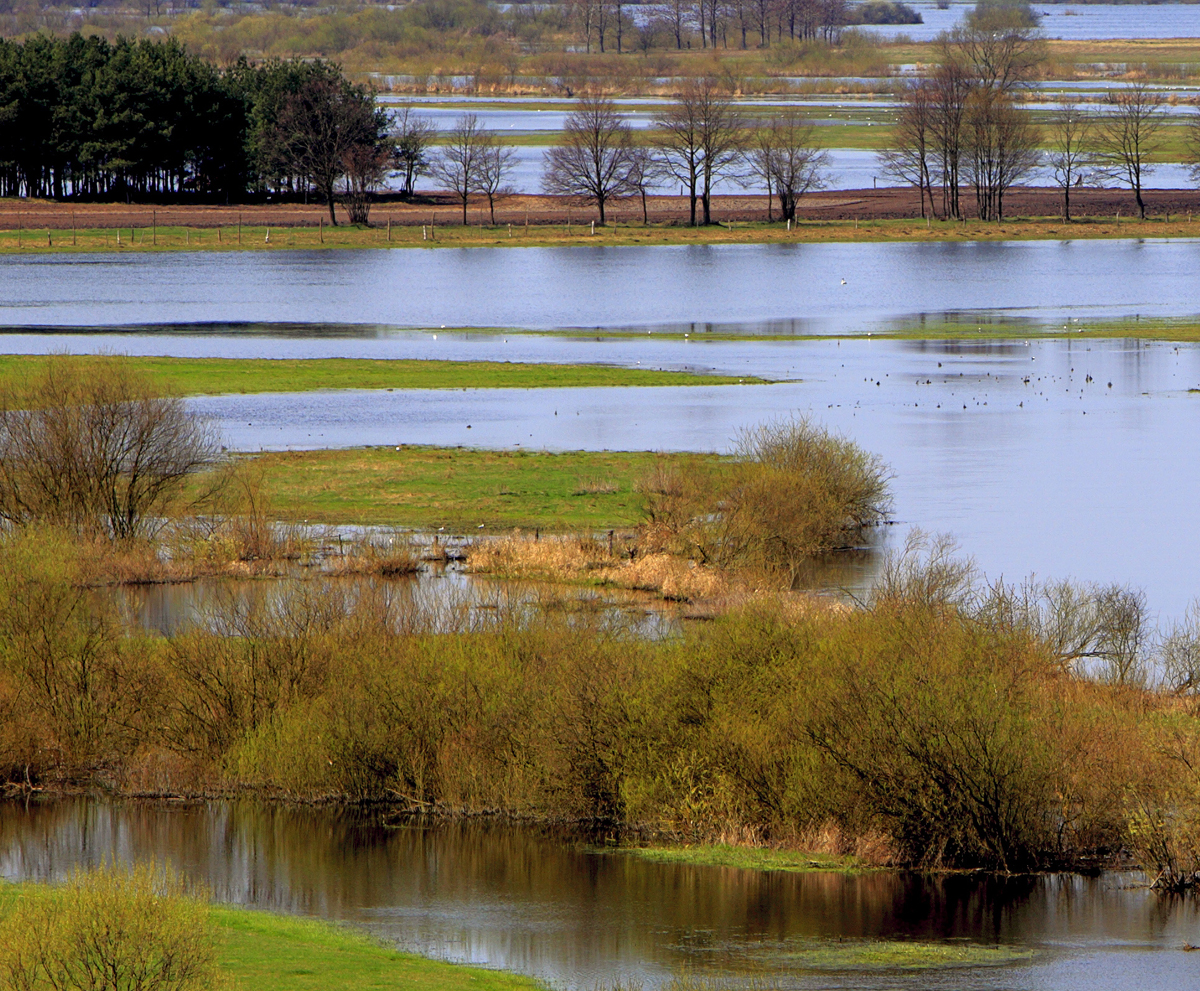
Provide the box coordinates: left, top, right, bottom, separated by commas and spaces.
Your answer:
598, 194, 607, 225
462, 194, 469, 225
488, 193, 496, 225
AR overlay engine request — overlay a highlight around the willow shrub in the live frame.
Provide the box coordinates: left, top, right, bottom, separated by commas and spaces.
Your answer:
639, 418, 891, 586
0, 863, 216, 991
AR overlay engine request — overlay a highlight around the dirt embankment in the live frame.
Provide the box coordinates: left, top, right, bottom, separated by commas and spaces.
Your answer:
2, 187, 1199, 230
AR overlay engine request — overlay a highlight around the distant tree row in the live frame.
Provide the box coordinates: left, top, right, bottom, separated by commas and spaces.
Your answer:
568, 0, 920, 54
0, 33, 387, 223
879, 0, 1199, 222
394, 84, 828, 228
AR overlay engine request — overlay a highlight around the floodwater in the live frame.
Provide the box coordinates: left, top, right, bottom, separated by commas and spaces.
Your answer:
855, 1, 1200, 42
1, 799, 1198, 991
187, 336, 1200, 618
391, 144, 1196, 195
2, 239, 1199, 332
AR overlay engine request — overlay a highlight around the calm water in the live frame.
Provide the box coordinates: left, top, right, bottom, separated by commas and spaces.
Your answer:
1, 799, 1197, 991
180, 336, 1200, 618
2, 239, 1199, 332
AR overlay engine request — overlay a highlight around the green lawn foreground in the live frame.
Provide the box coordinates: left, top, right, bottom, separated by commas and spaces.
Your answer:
241, 447, 725, 531
212, 905, 543, 991
0, 354, 768, 400
0, 881, 542, 991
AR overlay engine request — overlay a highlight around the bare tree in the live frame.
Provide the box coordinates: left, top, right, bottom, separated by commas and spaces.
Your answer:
963, 87, 1040, 221
342, 141, 390, 226
0, 358, 218, 540
473, 134, 517, 224
627, 146, 665, 224
879, 80, 938, 219
660, 0, 692, 47
431, 114, 486, 225
1097, 82, 1167, 220
653, 78, 744, 226
746, 111, 829, 222
542, 95, 637, 225
1046, 101, 1095, 222
273, 76, 387, 226
391, 107, 437, 197
938, 14, 1046, 94
928, 62, 973, 219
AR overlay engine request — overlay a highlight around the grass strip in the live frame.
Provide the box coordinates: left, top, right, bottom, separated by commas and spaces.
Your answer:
232, 446, 726, 531
2, 215, 1200, 253
0, 355, 766, 399
211, 904, 544, 991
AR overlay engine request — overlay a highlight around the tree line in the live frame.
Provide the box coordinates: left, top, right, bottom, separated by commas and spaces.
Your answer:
879, 1, 1196, 222
0, 33, 387, 223
396, 84, 830, 227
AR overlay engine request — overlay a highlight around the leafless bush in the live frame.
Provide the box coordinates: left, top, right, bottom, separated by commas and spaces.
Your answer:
0, 357, 218, 540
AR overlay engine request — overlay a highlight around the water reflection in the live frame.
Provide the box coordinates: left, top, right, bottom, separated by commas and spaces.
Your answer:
1, 799, 1199, 990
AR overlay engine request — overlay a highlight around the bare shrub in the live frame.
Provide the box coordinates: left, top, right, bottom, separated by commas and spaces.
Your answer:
0, 862, 215, 991
0, 357, 218, 540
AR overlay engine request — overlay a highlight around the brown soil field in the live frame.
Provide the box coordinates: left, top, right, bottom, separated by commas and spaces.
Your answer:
3, 187, 1199, 232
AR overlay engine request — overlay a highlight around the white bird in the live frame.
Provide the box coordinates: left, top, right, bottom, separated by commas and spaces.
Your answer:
840, 279, 847, 285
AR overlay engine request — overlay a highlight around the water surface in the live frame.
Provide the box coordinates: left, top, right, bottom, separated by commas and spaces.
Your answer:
1, 799, 1197, 991
2, 239, 1198, 332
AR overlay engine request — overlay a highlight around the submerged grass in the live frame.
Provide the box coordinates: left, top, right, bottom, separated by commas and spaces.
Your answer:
0, 355, 764, 401
780, 939, 1034, 971
615, 843, 858, 873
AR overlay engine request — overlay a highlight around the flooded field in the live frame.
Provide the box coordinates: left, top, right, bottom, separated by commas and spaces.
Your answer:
177, 336, 1200, 618
1, 239, 1199, 333
1, 799, 1197, 991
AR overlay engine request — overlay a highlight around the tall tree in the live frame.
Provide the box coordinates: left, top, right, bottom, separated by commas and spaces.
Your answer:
391, 106, 437, 198
746, 111, 830, 223
1046, 101, 1094, 222
1096, 82, 1167, 220
273, 73, 387, 225
962, 87, 1039, 221
473, 133, 517, 225
431, 113, 486, 225
541, 95, 637, 225
654, 78, 743, 226
879, 80, 938, 219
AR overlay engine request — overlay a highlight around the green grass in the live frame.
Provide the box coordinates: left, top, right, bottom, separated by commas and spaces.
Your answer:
0, 881, 543, 991
6, 212, 1200, 256
0, 355, 768, 400
211, 904, 544, 991
234, 446, 725, 530
613, 842, 860, 873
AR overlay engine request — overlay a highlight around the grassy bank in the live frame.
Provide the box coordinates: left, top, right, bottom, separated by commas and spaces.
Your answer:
0, 880, 543, 991
213, 905, 543, 991
230, 447, 722, 530
2, 214, 1200, 254
0, 355, 765, 402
